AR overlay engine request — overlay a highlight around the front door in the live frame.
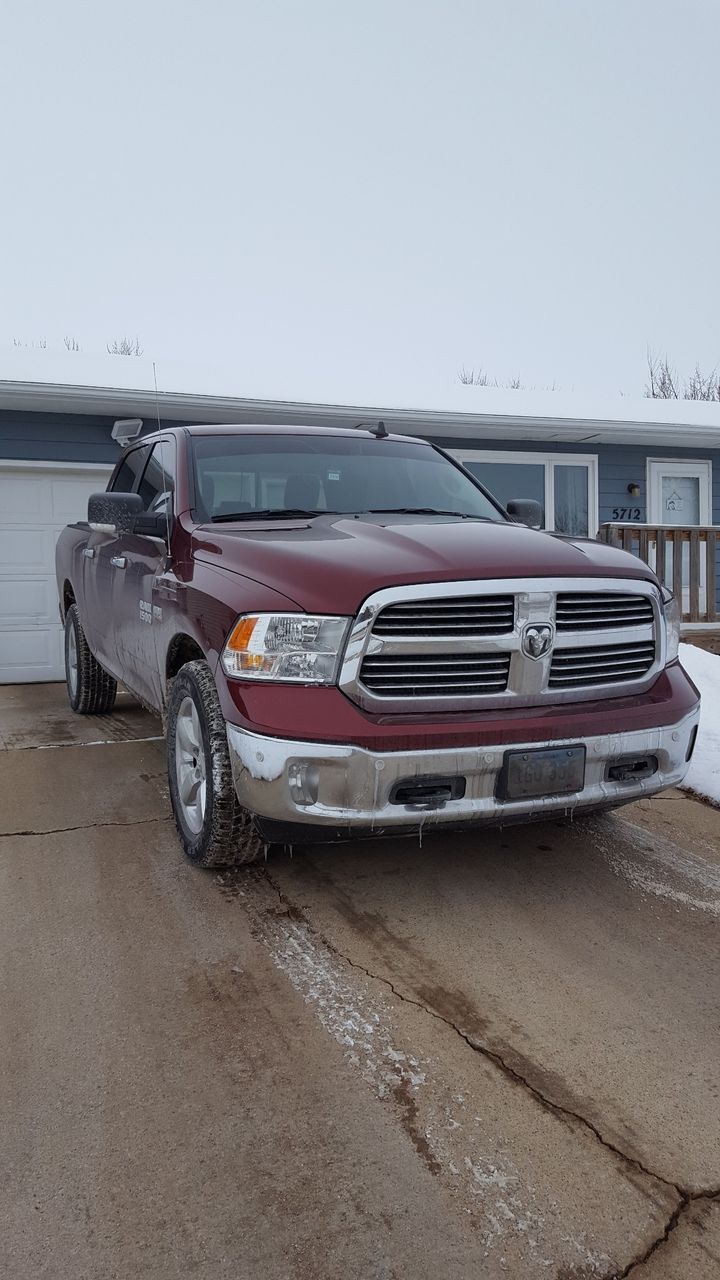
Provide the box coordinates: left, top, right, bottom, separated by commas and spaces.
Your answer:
113, 440, 176, 710
647, 460, 712, 612
81, 443, 152, 680
112, 531, 167, 708
647, 459, 711, 528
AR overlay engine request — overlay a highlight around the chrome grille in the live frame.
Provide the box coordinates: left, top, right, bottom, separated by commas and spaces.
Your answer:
342, 577, 661, 712
359, 652, 511, 697
556, 593, 654, 631
549, 641, 656, 687
372, 594, 515, 637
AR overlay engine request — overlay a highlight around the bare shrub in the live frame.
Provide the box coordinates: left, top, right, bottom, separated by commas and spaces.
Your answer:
107, 336, 143, 357
458, 366, 497, 386
645, 348, 720, 400
458, 366, 535, 390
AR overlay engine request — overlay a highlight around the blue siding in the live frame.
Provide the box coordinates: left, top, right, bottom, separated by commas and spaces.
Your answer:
0, 409, 176, 463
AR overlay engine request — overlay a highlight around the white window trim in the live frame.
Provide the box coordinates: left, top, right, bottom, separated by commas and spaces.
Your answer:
451, 449, 599, 536
646, 458, 712, 526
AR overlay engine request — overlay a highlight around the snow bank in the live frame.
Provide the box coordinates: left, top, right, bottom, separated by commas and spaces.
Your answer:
679, 643, 720, 806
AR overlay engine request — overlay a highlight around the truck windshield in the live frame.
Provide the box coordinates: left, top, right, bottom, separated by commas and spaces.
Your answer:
191, 434, 505, 523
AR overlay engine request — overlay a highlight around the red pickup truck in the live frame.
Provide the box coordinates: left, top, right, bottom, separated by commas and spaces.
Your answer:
55, 424, 700, 868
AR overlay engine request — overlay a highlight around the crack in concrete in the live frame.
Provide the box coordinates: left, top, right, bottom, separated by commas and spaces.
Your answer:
1, 735, 164, 753
614, 1191, 720, 1278
0, 815, 171, 839
611, 1199, 686, 1278
258, 868, 720, 1278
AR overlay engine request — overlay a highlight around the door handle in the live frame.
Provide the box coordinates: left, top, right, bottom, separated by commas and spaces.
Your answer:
110, 555, 127, 569
82, 547, 95, 559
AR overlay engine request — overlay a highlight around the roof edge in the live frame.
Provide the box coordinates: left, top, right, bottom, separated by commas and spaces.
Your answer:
1, 378, 719, 446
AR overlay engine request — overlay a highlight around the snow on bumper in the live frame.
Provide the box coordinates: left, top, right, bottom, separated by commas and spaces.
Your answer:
226, 708, 700, 831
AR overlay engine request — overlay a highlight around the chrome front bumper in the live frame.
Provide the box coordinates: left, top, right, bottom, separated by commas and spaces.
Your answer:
226, 708, 699, 835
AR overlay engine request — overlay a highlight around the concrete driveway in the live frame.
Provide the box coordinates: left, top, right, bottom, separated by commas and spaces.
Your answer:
2, 683, 719, 1280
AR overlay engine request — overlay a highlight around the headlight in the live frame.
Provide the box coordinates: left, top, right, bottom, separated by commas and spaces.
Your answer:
221, 613, 351, 683
660, 586, 681, 662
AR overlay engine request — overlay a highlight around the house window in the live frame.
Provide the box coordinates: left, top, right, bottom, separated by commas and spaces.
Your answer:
451, 450, 598, 537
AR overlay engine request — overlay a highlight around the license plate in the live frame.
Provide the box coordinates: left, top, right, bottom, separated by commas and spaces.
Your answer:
497, 746, 586, 801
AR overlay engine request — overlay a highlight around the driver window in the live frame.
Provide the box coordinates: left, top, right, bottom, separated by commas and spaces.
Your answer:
137, 441, 176, 513
110, 444, 150, 494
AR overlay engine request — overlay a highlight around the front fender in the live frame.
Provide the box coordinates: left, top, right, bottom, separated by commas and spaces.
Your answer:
186, 561, 303, 671
156, 558, 305, 714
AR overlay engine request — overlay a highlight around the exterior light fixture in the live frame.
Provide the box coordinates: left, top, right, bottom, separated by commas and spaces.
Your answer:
112, 418, 144, 446
627, 483, 640, 497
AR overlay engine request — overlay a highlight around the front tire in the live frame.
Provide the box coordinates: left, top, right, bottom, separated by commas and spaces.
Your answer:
166, 660, 264, 867
64, 604, 117, 715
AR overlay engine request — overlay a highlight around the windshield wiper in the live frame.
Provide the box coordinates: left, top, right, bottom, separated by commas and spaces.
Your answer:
211, 508, 334, 523
364, 508, 494, 520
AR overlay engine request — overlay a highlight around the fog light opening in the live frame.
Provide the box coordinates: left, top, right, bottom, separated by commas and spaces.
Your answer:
686, 726, 699, 763
288, 762, 320, 806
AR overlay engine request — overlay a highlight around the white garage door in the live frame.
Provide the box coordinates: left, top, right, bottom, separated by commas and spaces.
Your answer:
0, 462, 113, 683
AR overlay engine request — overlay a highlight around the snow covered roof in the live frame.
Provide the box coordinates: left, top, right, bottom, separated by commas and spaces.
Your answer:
2, 348, 720, 448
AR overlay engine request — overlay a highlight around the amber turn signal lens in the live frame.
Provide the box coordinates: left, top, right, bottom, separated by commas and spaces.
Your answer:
226, 616, 259, 651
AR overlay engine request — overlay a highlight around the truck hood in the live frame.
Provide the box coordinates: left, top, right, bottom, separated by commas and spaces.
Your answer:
192, 514, 654, 615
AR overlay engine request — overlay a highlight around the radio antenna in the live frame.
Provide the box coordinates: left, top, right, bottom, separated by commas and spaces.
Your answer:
152, 360, 172, 553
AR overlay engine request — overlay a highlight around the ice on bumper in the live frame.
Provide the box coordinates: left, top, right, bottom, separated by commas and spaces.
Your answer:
226, 710, 700, 832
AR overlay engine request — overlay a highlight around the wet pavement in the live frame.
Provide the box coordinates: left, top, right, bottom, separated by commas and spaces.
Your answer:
2, 683, 719, 1279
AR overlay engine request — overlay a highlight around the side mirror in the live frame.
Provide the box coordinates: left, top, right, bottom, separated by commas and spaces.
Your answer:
506, 498, 544, 530
88, 491, 143, 535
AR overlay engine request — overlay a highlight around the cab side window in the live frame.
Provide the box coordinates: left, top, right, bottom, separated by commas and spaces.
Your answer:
110, 445, 151, 494
137, 441, 176, 514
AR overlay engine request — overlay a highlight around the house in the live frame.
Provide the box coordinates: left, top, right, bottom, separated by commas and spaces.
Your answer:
1, 352, 719, 683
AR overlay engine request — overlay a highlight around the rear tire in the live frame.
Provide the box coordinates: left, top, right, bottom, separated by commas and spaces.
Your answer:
64, 604, 117, 715
166, 660, 264, 868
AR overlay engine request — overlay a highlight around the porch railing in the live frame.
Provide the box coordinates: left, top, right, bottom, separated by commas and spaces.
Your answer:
597, 523, 719, 623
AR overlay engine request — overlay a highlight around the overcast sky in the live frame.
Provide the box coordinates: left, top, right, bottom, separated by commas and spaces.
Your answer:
1, 0, 718, 398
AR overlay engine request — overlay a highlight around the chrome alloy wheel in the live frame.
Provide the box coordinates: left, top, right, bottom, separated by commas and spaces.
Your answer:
175, 696, 207, 835
67, 623, 78, 698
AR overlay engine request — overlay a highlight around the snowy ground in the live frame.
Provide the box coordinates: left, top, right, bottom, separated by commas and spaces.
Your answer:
679, 642, 720, 806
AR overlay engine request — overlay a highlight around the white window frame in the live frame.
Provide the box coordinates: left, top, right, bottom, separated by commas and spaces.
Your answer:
646, 458, 712, 526
450, 449, 599, 536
